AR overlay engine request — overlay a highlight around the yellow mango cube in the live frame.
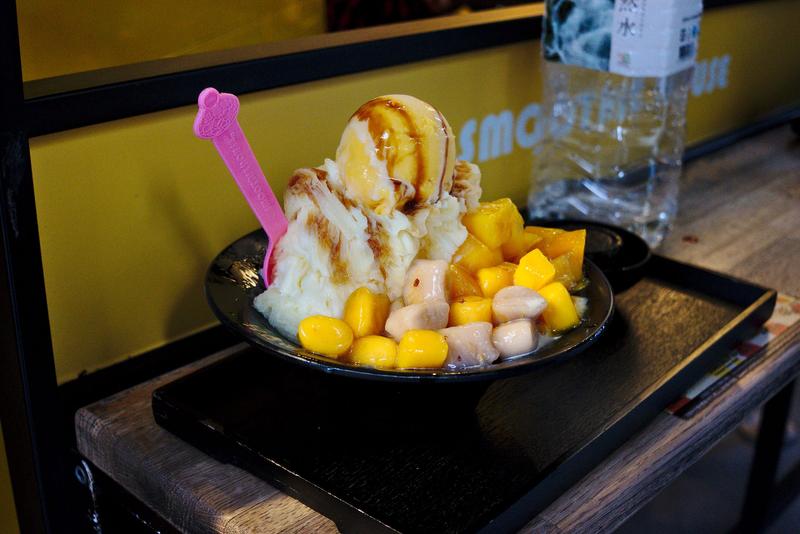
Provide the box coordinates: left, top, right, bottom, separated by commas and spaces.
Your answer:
539, 282, 580, 332
461, 198, 519, 249
502, 225, 542, 262
551, 253, 579, 290
348, 335, 397, 369
297, 316, 354, 358
453, 233, 503, 273
343, 287, 391, 338
524, 226, 566, 240
449, 295, 493, 326
446, 263, 482, 301
396, 330, 449, 368
538, 229, 586, 277
514, 249, 556, 290
477, 264, 515, 298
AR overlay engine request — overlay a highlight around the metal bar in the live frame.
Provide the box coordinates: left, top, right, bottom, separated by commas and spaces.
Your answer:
737, 380, 796, 533
0, 1, 68, 531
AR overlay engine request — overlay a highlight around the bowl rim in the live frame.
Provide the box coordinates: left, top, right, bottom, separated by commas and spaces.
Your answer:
205, 230, 615, 383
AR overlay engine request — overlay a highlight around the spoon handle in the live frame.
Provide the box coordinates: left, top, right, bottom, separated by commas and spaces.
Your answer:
194, 88, 288, 284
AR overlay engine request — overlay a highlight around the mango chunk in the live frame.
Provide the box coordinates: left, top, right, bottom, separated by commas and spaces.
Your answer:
348, 335, 397, 369
297, 316, 354, 358
453, 233, 503, 273
538, 229, 586, 277
524, 226, 565, 240
446, 263, 482, 301
502, 225, 542, 262
551, 253, 580, 290
396, 330, 449, 368
461, 198, 519, 249
500, 210, 541, 262
449, 295, 493, 326
513, 249, 556, 291
538, 282, 580, 332
343, 287, 391, 338
477, 263, 516, 298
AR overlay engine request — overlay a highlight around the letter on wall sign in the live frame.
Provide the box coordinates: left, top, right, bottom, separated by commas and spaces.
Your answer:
458, 119, 477, 161
516, 103, 543, 149
479, 111, 514, 162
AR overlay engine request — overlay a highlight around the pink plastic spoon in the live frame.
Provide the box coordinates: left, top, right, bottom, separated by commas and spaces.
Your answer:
193, 88, 288, 285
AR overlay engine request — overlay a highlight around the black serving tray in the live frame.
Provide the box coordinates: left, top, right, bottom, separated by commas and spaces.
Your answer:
153, 256, 775, 534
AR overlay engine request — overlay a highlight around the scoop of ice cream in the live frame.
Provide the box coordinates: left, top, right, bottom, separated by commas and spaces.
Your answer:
257, 96, 472, 341
335, 95, 456, 214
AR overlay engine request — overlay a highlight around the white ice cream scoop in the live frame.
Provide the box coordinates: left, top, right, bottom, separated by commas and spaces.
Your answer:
336, 94, 456, 214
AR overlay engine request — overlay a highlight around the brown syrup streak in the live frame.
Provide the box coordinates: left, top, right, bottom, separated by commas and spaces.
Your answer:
356, 97, 426, 206
450, 161, 470, 197
287, 170, 317, 209
358, 98, 396, 172
306, 213, 349, 284
366, 218, 388, 280
290, 169, 354, 284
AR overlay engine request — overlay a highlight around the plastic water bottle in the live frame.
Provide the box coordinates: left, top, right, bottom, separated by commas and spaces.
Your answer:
528, 0, 703, 248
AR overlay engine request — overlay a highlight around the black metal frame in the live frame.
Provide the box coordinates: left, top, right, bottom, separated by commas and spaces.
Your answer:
0, 1, 68, 531
0, 0, 794, 532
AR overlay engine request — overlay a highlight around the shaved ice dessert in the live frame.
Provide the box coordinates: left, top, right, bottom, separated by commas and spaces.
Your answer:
254, 95, 587, 370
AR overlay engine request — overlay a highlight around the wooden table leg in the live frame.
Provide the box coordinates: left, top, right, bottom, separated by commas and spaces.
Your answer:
736, 379, 796, 533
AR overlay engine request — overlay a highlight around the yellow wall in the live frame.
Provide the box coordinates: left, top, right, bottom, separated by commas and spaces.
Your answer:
3, 0, 800, 525
17, 0, 326, 80
684, 1, 800, 139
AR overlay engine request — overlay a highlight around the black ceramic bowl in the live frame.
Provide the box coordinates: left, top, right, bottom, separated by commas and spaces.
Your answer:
205, 230, 614, 384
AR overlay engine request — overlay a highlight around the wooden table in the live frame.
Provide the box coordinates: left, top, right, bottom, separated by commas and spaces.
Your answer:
75, 126, 800, 533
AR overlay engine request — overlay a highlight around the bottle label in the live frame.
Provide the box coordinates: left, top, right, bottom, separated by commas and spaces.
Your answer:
543, 0, 703, 77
